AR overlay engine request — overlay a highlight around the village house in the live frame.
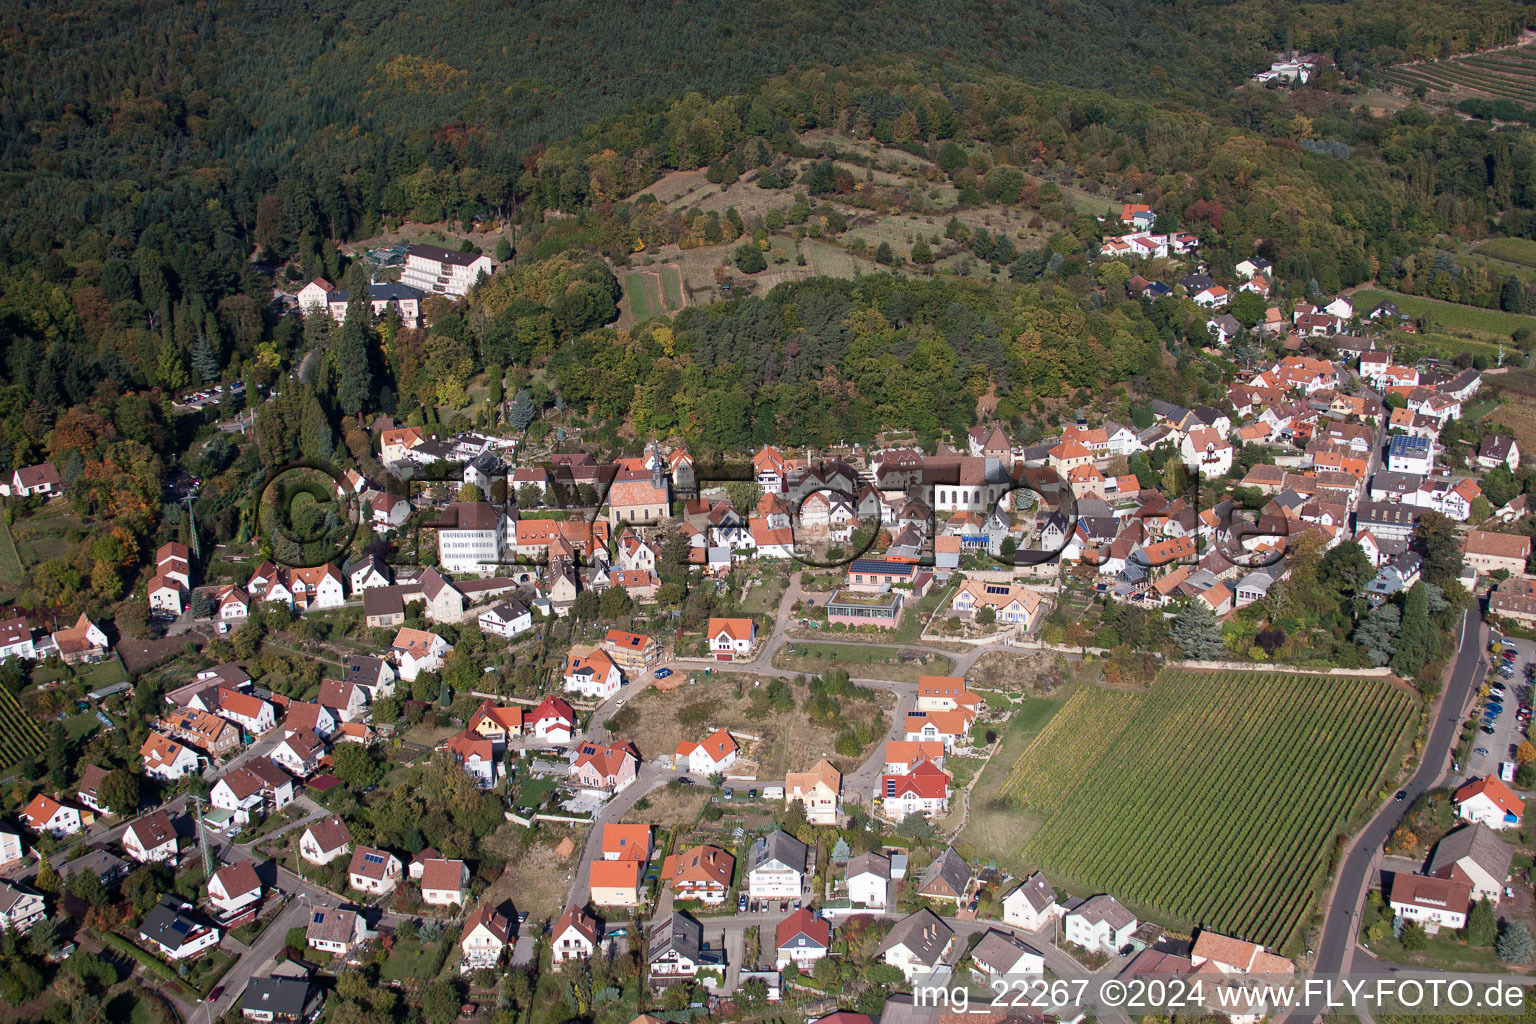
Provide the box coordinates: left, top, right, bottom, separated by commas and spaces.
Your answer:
241, 976, 312, 1023
1064, 894, 1138, 953
1429, 824, 1514, 905
530, 696, 577, 742
663, 844, 734, 904
348, 847, 403, 895
140, 732, 201, 781
707, 617, 756, 661
1002, 872, 1061, 932
1462, 531, 1530, 577
786, 759, 842, 825
0, 881, 46, 933
209, 760, 294, 826
745, 829, 808, 900
1479, 436, 1521, 472
441, 731, 498, 788
306, 906, 367, 954
879, 760, 952, 821
1389, 874, 1472, 934
570, 740, 640, 793
553, 905, 601, 964
916, 846, 972, 906
877, 909, 956, 982
122, 810, 179, 863
1490, 576, 1536, 626
270, 729, 325, 777
208, 860, 263, 916
466, 700, 524, 746
589, 858, 644, 907
970, 928, 1045, 980
140, 896, 220, 960
478, 599, 532, 638
564, 648, 624, 700
1454, 776, 1524, 830
846, 851, 892, 908
776, 907, 832, 969
419, 857, 470, 905
299, 816, 353, 865
1190, 931, 1293, 974
460, 902, 515, 970
0, 462, 61, 498
676, 728, 739, 775
391, 627, 452, 681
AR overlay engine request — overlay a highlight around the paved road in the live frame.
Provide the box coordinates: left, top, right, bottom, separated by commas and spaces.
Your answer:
1295, 606, 1485, 1020
564, 762, 669, 908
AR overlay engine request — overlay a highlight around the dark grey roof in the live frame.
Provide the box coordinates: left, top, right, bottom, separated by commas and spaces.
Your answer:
846, 851, 890, 881
1180, 274, 1214, 292
57, 847, 128, 883
746, 829, 808, 876
648, 912, 703, 963
1430, 823, 1515, 883
242, 977, 311, 1017
917, 846, 972, 899
1370, 471, 1423, 496
1066, 893, 1137, 930
1004, 871, 1056, 913
408, 243, 488, 266
971, 928, 1039, 973
139, 896, 207, 951
877, 908, 954, 966
1355, 501, 1423, 529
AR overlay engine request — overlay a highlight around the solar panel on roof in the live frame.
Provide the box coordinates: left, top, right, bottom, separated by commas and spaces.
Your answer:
363, 852, 384, 864
314, 912, 325, 923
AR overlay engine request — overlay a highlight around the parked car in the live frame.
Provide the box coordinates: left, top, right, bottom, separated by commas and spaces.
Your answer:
655, 667, 673, 679
738, 893, 748, 912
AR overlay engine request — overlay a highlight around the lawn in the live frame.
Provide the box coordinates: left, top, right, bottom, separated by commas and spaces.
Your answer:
985, 670, 1417, 953
955, 693, 1067, 868
1350, 288, 1536, 339
620, 270, 663, 324
379, 936, 443, 982
772, 642, 955, 683
0, 515, 21, 585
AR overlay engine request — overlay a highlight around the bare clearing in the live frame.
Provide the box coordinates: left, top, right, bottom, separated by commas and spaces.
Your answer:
967, 650, 1065, 694
622, 782, 711, 826
480, 822, 583, 926
617, 673, 890, 779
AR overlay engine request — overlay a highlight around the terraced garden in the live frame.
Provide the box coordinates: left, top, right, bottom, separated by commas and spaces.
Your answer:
1376, 47, 1536, 104
1005, 669, 1417, 952
0, 685, 46, 770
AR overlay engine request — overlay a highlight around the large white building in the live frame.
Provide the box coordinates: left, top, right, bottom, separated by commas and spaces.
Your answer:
434, 502, 507, 575
400, 244, 496, 298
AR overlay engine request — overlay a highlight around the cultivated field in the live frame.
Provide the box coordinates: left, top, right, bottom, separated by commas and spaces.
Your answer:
1473, 236, 1536, 270
1351, 288, 1536, 340
618, 263, 688, 326
999, 669, 1417, 951
1376, 46, 1536, 105
0, 686, 47, 770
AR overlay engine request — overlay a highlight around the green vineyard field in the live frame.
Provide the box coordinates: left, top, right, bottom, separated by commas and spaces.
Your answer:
1377, 46, 1536, 104
1005, 670, 1416, 952
0, 685, 46, 771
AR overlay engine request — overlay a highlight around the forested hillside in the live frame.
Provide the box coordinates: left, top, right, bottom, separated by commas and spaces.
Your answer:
2, 0, 1536, 622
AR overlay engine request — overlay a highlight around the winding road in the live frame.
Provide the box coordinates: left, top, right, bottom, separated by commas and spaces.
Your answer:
1285, 606, 1486, 1021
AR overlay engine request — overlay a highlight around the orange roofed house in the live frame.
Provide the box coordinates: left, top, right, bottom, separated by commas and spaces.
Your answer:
707, 617, 756, 661
601, 629, 661, 673
676, 728, 739, 774
915, 676, 983, 714
1454, 776, 1524, 831
603, 823, 653, 862
589, 858, 644, 907
786, 759, 842, 825
662, 844, 734, 904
